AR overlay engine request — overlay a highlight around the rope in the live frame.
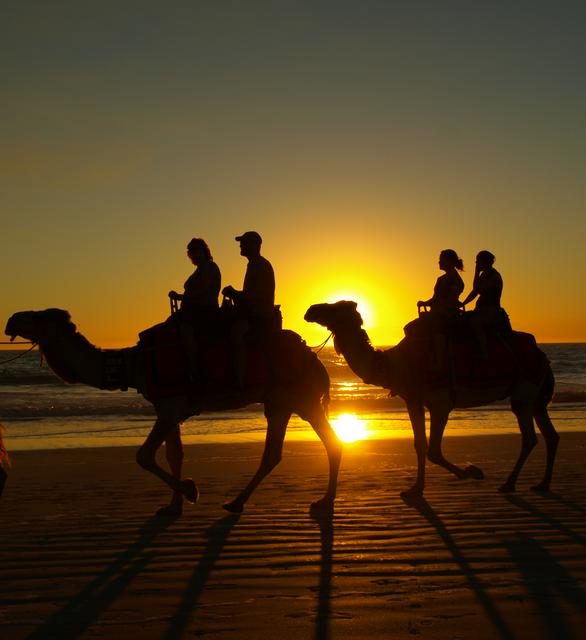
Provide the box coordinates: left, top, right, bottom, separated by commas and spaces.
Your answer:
0, 343, 37, 365
310, 332, 333, 354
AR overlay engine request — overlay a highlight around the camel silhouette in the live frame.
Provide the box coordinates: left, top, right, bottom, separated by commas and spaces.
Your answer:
5, 309, 342, 515
305, 300, 558, 498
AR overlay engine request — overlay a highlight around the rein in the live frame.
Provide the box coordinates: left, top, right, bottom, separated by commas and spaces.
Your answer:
310, 332, 333, 354
0, 342, 37, 365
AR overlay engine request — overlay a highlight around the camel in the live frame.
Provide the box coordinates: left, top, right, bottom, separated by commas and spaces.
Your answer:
5, 309, 342, 515
304, 301, 559, 498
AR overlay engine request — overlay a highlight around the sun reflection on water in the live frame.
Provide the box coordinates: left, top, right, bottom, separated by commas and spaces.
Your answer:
332, 413, 368, 443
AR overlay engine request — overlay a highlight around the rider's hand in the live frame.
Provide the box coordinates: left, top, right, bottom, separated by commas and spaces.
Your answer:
222, 285, 235, 298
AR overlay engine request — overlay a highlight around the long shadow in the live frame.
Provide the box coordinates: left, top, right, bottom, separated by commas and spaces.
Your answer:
505, 533, 586, 640
163, 513, 240, 640
505, 494, 586, 548
402, 494, 515, 640
312, 510, 334, 640
537, 490, 586, 520
27, 514, 176, 639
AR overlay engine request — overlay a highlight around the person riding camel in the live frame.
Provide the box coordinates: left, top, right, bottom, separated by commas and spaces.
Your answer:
169, 238, 221, 380
461, 250, 504, 359
404, 249, 465, 368
222, 231, 276, 389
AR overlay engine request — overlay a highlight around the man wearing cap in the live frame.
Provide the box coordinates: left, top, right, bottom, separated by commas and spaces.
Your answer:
222, 231, 275, 313
222, 231, 276, 387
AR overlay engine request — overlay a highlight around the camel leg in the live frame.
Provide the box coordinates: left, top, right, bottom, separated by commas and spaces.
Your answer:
306, 409, 343, 513
402, 402, 427, 498
498, 406, 537, 493
427, 407, 484, 480
156, 426, 186, 517
136, 418, 198, 506
223, 410, 291, 514
531, 407, 559, 492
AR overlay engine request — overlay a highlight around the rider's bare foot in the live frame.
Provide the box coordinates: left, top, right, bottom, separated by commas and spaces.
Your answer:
222, 499, 244, 514
180, 479, 199, 504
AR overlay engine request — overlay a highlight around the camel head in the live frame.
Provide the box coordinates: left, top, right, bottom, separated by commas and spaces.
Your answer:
304, 301, 364, 332
5, 309, 74, 343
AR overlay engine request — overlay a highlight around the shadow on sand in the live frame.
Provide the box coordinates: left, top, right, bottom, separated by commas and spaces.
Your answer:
27, 514, 177, 639
163, 513, 240, 640
504, 494, 586, 640
312, 510, 334, 640
401, 493, 516, 640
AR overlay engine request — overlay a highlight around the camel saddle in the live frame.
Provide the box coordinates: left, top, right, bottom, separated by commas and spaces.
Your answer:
138, 317, 307, 401
395, 329, 546, 395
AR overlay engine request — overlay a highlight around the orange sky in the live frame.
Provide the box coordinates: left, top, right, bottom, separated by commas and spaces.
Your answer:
2, 4, 585, 347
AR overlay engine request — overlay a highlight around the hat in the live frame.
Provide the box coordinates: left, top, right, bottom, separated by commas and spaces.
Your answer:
235, 231, 262, 245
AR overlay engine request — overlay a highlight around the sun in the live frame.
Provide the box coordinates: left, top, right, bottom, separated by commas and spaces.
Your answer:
332, 413, 368, 443
326, 292, 373, 327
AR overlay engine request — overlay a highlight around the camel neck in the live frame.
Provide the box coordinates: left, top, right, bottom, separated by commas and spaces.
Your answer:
39, 330, 109, 389
333, 327, 379, 384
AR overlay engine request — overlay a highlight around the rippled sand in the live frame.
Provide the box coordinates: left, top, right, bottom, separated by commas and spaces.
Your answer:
1, 434, 585, 639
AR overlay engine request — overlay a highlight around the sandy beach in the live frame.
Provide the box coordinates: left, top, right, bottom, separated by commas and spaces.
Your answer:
1, 432, 585, 639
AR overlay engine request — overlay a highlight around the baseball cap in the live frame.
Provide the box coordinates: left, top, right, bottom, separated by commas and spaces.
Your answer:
235, 231, 262, 244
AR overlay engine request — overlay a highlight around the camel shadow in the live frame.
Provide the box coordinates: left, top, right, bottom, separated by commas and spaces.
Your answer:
505, 532, 586, 640
401, 493, 515, 640
27, 514, 176, 639
163, 512, 240, 640
537, 490, 586, 521
505, 494, 586, 548
311, 509, 334, 640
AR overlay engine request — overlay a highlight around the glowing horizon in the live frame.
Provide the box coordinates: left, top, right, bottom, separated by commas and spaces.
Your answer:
2, 4, 585, 348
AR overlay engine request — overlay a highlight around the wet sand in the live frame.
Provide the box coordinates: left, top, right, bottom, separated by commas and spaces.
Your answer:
1, 432, 585, 639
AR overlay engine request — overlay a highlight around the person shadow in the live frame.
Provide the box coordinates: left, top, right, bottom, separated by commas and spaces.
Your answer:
401, 493, 516, 640
163, 512, 240, 640
26, 514, 178, 639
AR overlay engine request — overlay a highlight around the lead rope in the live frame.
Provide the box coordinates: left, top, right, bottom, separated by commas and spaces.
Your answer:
0, 342, 37, 365
310, 332, 333, 354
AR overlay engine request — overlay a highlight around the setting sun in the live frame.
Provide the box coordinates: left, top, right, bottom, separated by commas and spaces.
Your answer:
327, 293, 373, 328
332, 413, 369, 443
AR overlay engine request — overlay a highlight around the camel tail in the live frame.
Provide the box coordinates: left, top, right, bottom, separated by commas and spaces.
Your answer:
0, 424, 11, 469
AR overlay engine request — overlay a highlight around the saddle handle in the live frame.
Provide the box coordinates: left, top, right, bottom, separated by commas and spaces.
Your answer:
417, 303, 431, 317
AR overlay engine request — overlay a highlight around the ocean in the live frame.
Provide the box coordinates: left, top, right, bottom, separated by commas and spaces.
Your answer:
1, 344, 585, 451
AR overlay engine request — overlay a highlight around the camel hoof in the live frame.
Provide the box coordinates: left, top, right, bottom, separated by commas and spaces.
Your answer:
310, 498, 334, 516
530, 483, 550, 493
156, 504, 183, 518
465, 465, 484, 480
498, 483, 515, 494
180, 479, 199, 504
400, 486, 424, 501
223, 500, 244, 514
